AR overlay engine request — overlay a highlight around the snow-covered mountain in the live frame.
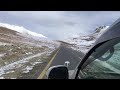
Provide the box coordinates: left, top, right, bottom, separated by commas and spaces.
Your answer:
0, 23, 60, 79
64, 25, 109, 53
0, 22, 47, 40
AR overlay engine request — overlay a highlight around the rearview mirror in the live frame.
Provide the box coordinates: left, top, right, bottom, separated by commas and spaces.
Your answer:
46, 65, 69, 79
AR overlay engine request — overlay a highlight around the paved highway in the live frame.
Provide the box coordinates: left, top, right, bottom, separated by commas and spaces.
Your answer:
37, 45, 85, 79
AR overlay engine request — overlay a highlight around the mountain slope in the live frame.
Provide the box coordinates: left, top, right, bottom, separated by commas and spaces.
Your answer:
63, 25, 109, 53
0, 22, 47, 39
0, 23, 60, 79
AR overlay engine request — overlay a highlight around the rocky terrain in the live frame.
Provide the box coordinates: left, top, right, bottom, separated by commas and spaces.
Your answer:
63, 26, 109, 53
0, 24, 60, 79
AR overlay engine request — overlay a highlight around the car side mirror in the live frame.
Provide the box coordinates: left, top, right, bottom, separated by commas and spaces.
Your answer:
46, 65, 69, 79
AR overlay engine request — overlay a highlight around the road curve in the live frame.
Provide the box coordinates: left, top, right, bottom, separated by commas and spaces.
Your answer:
37, 45, 85, 79
50, 46, 85, 70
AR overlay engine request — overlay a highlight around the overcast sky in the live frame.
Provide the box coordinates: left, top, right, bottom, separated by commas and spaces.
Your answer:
0, 11, 120, 40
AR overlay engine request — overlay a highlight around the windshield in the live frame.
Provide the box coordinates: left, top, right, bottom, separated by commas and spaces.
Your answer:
79, 37, 120, 79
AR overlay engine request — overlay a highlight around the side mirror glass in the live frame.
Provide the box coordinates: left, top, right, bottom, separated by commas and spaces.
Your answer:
46, 65, 69, 79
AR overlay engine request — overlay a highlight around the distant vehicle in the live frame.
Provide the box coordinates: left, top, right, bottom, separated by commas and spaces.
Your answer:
46, 18, 120, 79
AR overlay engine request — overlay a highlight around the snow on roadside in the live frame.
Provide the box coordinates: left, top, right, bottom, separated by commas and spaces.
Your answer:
0, 52, 46, 76
5, 71, 15, 74
0, 53, 6, 57
0, 77, 5, 79
10, 78, 16, 79
64, 26, 109, 54
32, 61, 43, 66
0, 42, 12, 46
22, 61, 43, 73
22, 66, 34, 73
70, 46, 89, 54
25, 52, 33, 55
65, 39, 95, 53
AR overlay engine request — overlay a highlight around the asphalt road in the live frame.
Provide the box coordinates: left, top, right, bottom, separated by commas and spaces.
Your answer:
50, 46, 85, 70
37, 45, 85, 79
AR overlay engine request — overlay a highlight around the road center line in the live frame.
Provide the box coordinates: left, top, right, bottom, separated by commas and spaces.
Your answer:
37, 48, 60, 79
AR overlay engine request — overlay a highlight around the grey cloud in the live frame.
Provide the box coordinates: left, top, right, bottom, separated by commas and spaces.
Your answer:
0, 11, 120, 40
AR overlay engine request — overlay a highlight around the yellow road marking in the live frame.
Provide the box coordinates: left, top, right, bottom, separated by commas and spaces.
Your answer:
37, 48, 60, 79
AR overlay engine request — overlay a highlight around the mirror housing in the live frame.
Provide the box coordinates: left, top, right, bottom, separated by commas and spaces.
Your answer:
46, 65, 69, 79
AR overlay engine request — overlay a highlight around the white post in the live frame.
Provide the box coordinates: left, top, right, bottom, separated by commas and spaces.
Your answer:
64, 61, 70, 67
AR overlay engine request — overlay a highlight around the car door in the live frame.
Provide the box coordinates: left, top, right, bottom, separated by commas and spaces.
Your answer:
78, 37, 120, 79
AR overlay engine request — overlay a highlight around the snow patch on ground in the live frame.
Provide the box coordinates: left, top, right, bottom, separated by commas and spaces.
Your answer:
64, 26, 109, 53
32, 61, 43, 66
0, 53, 6, 57
0, 22, 61, 78
10, 78, 16, 79
0, 77, 5, 79
0, 52, 45, 76
6, 71, 15, 74
70, 47, 89, 54
22, 66, 34, 73
0, 42, 12, 46
22, 61, 43, 73
25, 52, 33, 55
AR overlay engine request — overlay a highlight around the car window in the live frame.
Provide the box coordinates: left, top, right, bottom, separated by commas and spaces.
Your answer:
79, 37, 120, 79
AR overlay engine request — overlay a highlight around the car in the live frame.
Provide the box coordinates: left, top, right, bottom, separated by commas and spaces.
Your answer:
46, 18, 120, 79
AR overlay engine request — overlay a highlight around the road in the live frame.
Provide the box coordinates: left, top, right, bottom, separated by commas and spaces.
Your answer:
37, 45, 85, 79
